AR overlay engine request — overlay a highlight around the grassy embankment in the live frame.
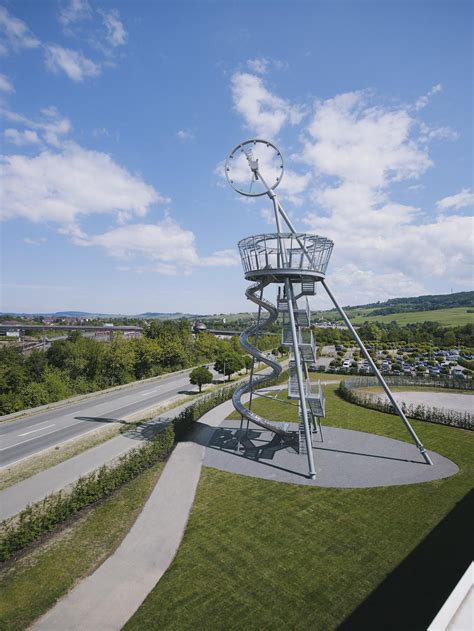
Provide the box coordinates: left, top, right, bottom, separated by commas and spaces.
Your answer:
125, 385, 472, 630
0, 371, 254, 491
317, 305, 474, 327
0, 461, 164, 630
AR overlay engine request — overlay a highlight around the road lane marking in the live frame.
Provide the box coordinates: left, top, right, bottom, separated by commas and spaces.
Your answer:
0, 416, 125, 453
18, 423, 55, 437
0, 381, 191, 459
0, 427, 64, 451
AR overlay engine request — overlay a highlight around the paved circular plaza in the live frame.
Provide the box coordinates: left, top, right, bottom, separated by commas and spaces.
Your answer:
203, 419, 458, 488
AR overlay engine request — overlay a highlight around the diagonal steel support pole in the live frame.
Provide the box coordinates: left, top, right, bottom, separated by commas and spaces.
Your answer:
321, 280, 433, 465
285, 278, 317, 478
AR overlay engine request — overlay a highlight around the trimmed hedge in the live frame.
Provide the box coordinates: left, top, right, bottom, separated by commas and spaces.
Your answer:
0, 368, 288, 561
338, 380, 473, 430
0, 425, 174, 561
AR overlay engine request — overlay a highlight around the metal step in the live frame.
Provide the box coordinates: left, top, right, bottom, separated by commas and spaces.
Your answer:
306, 380, 326, 418
300, 330, 316, 363
294, 301, 311, 327
301, 280, 316, 295
281, 323, 301, 346
298, 421, 308, 454
277, 297, 289, 313
308, 397, 324, 416
287, 360, 300, 399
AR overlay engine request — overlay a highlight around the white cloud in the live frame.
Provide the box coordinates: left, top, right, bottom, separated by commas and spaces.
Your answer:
328, 264, 426, 305
2, 106, 71, 147
100, 9, 127, 47
247, 58, 270, 74
0, 73, 14, 93
279, 169, 311, 206
414, 83, 442, 111
177, 129, 194, 141
0, 6, 40, 54
0, 144, 166, 232
227, 78, 471, 296
76, 217, 240, 273
419, 122, 458, 143
288, 89, 472, 301
59, 0, 92, 26
23, 237, 47, 245
231, 72, 304, 138
4, 128, 41, 146
44, 45, 100, 81
246, 57, 287, 75
200, 249, 240, 267
436, 188, 474, 212
302, 90, 432, 188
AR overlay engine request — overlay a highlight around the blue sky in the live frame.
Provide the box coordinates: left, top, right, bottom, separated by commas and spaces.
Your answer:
0, 0, 472, 314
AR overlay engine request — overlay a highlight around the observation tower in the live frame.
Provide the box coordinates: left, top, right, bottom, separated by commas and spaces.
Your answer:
226, 139, 433, 479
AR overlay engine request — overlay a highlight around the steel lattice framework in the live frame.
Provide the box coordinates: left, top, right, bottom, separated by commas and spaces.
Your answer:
226, 138, 432, 479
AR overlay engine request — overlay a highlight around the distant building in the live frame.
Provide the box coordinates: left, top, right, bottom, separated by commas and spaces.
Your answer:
193, 320, 207, 333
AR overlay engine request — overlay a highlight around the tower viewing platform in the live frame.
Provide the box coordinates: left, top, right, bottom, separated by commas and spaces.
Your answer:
238, 232, 334, 283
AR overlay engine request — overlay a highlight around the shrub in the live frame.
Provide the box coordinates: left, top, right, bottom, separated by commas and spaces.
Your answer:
0, 424, 174, 561
337, 380, 473, 431
0, 365, 288, 560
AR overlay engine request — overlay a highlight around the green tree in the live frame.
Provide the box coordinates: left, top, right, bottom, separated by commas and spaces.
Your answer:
42, 367, 72, 402
25, 350, 47, 381
23, 382, 50, 408
131, 337, 162, 379
214, 352, 244, 381
244, 355, 253, 373
189, 366, 213, 392
102, 339, 134, 386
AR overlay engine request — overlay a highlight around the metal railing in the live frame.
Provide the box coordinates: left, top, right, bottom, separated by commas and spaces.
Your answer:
238, 233, 334, 276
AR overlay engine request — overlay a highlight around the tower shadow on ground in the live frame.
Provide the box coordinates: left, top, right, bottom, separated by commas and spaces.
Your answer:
339, 489, 473, 630
209, 426, 298, 461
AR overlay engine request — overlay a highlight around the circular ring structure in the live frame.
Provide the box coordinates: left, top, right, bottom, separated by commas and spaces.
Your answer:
237, 232, 334, 282
225, 139, 284, 197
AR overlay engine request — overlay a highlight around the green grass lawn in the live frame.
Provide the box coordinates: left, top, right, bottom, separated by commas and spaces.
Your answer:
349, 306, 474, 327
0, 461, 164, 631
125, 387, 473, 630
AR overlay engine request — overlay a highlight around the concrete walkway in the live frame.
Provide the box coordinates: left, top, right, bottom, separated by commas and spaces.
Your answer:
31, 386, 459, 630
0, 412, 186, 522
32, 405, 224, 631
1, 372, 277, 520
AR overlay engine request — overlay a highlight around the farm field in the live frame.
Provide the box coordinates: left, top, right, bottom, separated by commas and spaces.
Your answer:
348, 306, 474, 327
125, 387, 472, 630
313, 306, 474, 327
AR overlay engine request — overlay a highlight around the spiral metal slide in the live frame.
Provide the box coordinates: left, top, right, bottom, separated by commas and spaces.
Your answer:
232, 279, 294, 438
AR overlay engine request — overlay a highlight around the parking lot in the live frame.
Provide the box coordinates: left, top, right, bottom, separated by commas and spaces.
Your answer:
320, 345, 472, 379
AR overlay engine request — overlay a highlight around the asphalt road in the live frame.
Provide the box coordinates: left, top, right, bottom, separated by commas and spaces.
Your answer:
0, 370, 194, 468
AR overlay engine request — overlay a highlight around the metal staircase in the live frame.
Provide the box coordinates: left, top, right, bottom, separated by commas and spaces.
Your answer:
279, 284, 326, 455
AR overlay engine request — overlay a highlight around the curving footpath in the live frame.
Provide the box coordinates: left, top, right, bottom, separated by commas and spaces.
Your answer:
32, 400, 233, 631
32, 385, 456, 629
